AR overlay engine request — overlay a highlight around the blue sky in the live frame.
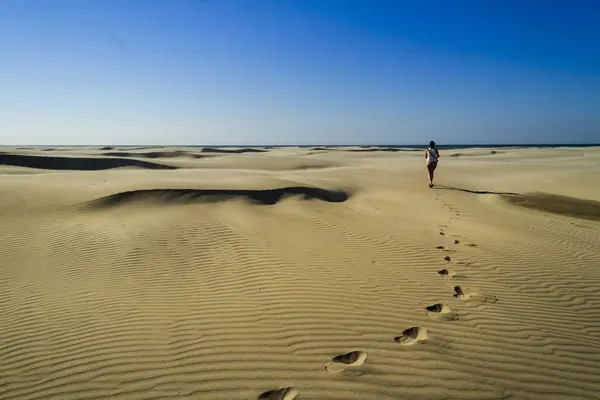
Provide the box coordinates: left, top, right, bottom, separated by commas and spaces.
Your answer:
1, 0, 598, 145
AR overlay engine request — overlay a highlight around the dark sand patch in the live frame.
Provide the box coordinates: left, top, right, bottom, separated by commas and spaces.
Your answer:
103, 150, 205, 159
0, 153, 177, 171
450, 150, 502, 157
201, 147, 267, 154
310, 146, 418, 153
291, 163, 335, 170
121, 146, 167, 151
347, 148, 404, 152
502, 193, 600, 221
82, 187, 351, 209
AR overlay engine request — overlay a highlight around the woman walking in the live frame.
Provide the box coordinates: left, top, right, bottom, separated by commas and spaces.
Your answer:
425, 141, 440, 188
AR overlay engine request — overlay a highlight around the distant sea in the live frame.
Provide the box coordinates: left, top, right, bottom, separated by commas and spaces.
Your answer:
280, 144, 599, 150
6, 144, 599, 150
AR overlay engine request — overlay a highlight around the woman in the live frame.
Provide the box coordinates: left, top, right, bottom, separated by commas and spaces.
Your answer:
425, 141, 440, 188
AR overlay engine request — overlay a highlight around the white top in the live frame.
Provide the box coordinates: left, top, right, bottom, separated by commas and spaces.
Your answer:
426, 147, 439, 163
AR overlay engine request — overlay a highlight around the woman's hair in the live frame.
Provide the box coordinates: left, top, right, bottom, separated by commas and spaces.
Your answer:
429, 140, 436, 147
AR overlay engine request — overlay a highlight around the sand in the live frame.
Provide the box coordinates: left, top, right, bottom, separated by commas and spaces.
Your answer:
1, 145, 599, 400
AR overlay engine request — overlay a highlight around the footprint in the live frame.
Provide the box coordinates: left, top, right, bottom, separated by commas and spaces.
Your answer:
453, 286, 472, 299
426, 303, 459, 321
326, 350, 368, 373
438, 269, 466, 279
394, 326, 428, 345
426, 303, 446, 312
258, 387, 298, 400
454, 286, 498, 303
436, 245, 454, 252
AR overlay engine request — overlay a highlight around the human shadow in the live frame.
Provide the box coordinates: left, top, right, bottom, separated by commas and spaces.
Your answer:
434, 185, 519, 196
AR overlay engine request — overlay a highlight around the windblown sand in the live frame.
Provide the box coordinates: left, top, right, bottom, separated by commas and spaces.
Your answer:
1, 146, 599, 400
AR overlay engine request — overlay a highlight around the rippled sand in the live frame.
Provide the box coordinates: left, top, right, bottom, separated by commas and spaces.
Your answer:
1, 145, 599, 399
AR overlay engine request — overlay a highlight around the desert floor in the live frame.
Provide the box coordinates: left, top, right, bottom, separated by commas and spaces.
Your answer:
1, 145, 599, 400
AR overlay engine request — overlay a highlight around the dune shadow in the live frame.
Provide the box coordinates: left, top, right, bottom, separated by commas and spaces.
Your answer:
0, 153, 177, 171
435, 185, 519, 195
502, 193, 600, 221
82, 187, 351, 209
437, 185, 600, 221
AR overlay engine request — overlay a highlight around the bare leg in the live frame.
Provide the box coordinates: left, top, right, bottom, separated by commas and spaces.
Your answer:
427, 164, 433, 187
427, 163, 437, 187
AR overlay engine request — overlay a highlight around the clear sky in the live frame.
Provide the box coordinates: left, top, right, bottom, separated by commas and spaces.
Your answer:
1, 0, 599, 145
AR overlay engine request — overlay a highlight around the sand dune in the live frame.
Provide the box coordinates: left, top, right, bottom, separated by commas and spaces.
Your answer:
0, 146, 599, 399
183, 154, 339, 171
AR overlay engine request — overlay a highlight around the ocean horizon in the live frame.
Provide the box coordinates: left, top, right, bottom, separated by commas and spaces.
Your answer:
3, 144, 599, 150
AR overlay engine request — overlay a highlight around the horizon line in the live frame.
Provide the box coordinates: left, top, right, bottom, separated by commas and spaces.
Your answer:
3, 143, 599, 148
